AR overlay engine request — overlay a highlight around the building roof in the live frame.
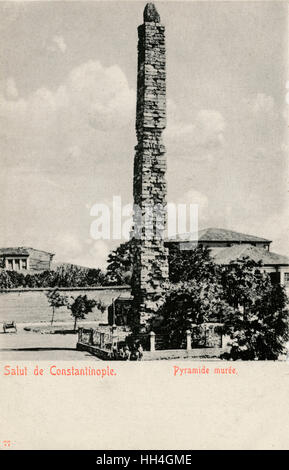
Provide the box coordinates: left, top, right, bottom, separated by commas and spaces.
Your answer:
212, 244, 289, 266
166, 227, 272, 244
0, 247, 29, 256
0, 247, 54, 256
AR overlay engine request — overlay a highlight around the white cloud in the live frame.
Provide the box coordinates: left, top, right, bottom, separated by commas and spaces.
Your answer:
251, 93, 275, 114
0, 60, 135, 170
88, 240, 111, 270
6, 77, 18, 99
178, 188, 208, 212
47, 35, 67, 54
243, 93, 276, 118
258, 208, 289, 257
165, 106, 226, 160
0, 60, 134, 131
166, 189, 208, 238
54, 232, 83, 259
0, 60, 136, 267
180, 188, 208, 228
281, 142, 289, 154
195, 110, 226, 147
54, 239, 111, 270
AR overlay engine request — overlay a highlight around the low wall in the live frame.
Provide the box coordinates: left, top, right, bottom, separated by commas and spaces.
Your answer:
0, 286, 130, 324
77, 342, 111, 360
142, 348, 229, 361
77, 326, 230, 361
76, 341, 229, 361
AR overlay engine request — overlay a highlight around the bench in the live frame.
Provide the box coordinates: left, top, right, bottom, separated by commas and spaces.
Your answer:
3, 321, 17, 333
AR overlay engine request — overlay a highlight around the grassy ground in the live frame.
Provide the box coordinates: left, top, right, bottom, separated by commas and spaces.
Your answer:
0, 288, 125, 324
21, 320, 103, 334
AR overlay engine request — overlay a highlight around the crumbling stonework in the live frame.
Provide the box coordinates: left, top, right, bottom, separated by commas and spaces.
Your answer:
131, 3, 169, 331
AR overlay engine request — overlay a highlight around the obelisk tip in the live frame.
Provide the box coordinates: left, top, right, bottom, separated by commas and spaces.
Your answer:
143, 3, 160, 23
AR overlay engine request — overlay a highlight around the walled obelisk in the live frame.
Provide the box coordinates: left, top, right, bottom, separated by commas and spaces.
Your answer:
131, 3, 169, 331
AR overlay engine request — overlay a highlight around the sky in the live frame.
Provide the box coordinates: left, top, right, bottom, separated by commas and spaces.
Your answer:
0, 1, 288, 269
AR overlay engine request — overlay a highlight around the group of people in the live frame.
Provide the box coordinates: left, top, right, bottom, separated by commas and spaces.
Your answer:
111, 342, 144, 361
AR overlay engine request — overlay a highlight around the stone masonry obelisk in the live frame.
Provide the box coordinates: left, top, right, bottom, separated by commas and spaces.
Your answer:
131, 3, 169, 332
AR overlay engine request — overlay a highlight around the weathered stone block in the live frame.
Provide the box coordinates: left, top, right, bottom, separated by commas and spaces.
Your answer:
131, 4, 169, 332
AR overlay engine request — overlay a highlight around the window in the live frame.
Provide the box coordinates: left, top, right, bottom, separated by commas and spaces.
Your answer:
284, 273, 289, 285
14, 259, 20, 270
21, 259, 27, 270
7, 259, 13, 270
269, 272, 280, 285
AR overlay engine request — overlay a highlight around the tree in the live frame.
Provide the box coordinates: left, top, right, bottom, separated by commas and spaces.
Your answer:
150, 247, 229, 347
46, 289, 69, 325
68, 295, 97, 331
0, 264, 106, 289
220, 258, 289, 360
105, 242, 218, 286
153, 279, 232, 349
22, 273, 38, 288
168, 245, 219, 284
0, 270, 14, 289
85, 268, 106, 286
4, 270, 26, 288
154, 250, 289, 359
52, 264, 107, 288
106, 241, 133, 285
53, 265, 88, 287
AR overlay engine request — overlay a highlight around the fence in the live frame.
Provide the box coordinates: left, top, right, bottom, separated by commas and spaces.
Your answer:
191, 323, 223, 348
78, 327, 113, 350
78, 323, 224, 353
78, 327, 157, 352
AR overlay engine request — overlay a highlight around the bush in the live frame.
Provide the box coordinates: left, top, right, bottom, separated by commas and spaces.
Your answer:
67, 295, 97, 331
154, 252, 289, 359
0, 265, 107, 289
153, 280, 232, 349
106, 241, 133, 285
220, 259, 289, 360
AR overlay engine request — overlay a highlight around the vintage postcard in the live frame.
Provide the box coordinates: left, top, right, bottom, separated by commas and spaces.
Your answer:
0, 0, 288, 452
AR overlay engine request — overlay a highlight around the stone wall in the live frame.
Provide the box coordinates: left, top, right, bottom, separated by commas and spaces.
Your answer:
0, 286, 130, 324
131, 4, 169, 331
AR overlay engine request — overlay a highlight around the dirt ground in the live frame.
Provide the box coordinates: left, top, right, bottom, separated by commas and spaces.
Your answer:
0, 325, 101, 361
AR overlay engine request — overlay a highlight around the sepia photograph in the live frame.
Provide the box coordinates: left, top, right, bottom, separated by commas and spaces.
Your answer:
0, 0, 289, 452
0, 0, 288, 363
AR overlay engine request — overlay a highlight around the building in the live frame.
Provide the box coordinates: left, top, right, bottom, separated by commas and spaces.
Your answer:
0, 247, 54, 273
165, 228, 289, 287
